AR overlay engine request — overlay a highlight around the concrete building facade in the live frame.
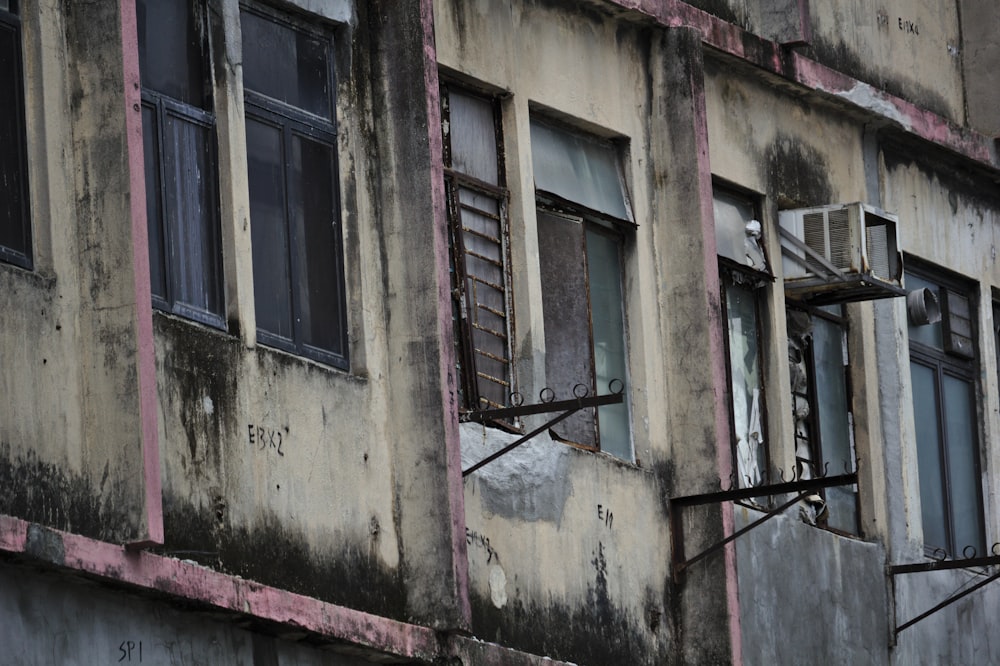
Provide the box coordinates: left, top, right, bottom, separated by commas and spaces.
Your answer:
1, 0, 999, 663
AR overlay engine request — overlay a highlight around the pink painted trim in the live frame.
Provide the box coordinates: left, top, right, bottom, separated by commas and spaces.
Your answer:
419, 0, 471, 626
610, 0, 998, 169
0, 515, 440, 660
683, 30, 744, 666
119, 0, 163, 546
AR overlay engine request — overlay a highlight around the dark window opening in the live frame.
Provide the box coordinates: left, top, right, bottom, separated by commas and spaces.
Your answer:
720, 263, 768, 489
530, 118, 632, 460
907, 266, 985, 557
787, 305, 859, 534
243, 7, 347, 368
138, 0, 225, 327
440, 85, 512, 413
537, 209, 630, 458
714, 187, 768, 489
0, 1, 32, 269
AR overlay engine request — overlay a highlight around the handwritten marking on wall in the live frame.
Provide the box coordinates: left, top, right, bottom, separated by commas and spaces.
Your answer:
466, 527, 499, 564
897, 17, 919, 35
597, 504, 614, 529
876, 10, 918, 35
248, 424, 285, 457
118, 640, 142, 662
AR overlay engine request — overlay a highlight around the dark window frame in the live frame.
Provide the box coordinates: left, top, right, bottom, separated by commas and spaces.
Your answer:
719, 259, 770, 490
788, 303, 860, 534
138, 0, 226, 328
536, 201, 631, 458
440, 83, 514, 414
907, 260, 986, 557
714, 184, 770, 490
0, 1, 32, 270
242, 5, 348, 370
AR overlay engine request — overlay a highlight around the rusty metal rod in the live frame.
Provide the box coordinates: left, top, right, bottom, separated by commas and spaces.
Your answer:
675, 491, 813, 575
463, 392, 623, 423
895, 568, 1000, 635
890, 554, 1000, 575
462, 406, 581, 477
671, 473, 857, 507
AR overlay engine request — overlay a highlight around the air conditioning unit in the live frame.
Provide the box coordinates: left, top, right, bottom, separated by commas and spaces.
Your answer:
778, 203, 905, 304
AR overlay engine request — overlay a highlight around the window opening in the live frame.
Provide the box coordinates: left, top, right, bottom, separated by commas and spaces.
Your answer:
530, 117, 632, 460
0, 0, 32, 269
787, 305, 859, 533
714, 186, 769, 490
906, 267, 985, 557
138, 0, 225, 327
440, 85, 512, 413
243, 7, 347, 369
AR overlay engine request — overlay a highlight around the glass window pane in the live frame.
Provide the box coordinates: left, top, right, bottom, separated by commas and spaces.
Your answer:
537, 209, 596, 447
727, 281, 764, 488
942, 374, 985, 554
162, 111, 223, 318
142, 104, 167, 302
910, 361, 948, 551
288, 133, 345, 358
448, 91, 498, 185
714, 190, 758, 267
137, 0, 208, 108
814, 318, 852, 471
530, 119, 630, 221
247, 117, 294, 342
0, 19, 29, 260
813, 316, 857, 532
586, 229, 630, 460
241, 11, 331, 119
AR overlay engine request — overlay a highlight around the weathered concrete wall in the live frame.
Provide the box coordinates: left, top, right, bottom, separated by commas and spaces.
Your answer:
0, 563, 377, 665
959, 0, 1000, 136
686, 0, 965, 123
734, 507, 889, 666
152, 0, 469, 629
0, 0, 156, 542
436, 2, 737, 662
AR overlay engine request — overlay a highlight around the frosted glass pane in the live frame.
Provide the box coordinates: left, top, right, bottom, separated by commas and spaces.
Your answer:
713, 190, 755, 266
530, 119, 629, 221
727, 282, 764, 487
449, 91, 498, 185
586, 229, 630, 460
910, 361, 947, 551
942, 374, 984, 554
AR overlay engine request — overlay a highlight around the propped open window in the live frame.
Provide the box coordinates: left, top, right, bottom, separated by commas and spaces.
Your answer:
441, 84, 512, 413
531, 117, 632, 460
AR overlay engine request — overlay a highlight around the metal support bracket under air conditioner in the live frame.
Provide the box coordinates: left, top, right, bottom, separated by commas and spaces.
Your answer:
888, 546, 1000, 637
669, 471, 858, 581
461, 382, 625, 477
777, 224, 848, 281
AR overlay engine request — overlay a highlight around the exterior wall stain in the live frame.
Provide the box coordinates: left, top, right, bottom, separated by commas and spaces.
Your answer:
881, 141, 1000, 212
468, 574, 662, 665
764, 134, 835, 207
161, 501, 409, 623
0, 443, 135, 542
805, 37, 954, 124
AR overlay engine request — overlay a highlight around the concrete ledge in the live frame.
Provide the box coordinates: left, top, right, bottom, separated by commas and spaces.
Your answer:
605, 0, 999, 171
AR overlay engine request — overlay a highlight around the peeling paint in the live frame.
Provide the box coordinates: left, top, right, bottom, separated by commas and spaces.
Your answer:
460, 423, 572, 524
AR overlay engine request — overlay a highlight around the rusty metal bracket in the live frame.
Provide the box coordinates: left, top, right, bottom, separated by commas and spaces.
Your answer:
890, 545, 1000, 636
670, 472, 858, 581
461, 383, 624, 477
